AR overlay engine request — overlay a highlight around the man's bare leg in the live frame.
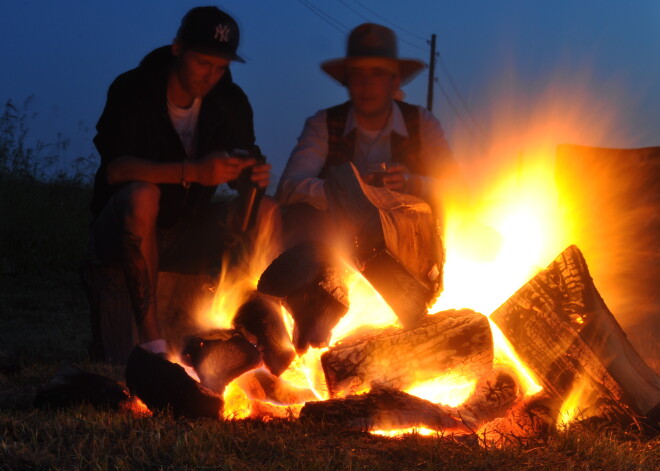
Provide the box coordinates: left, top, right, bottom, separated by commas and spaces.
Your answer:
113, 182, 164, 350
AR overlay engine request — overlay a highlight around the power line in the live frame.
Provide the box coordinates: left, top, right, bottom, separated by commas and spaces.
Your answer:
351, 0, 428, 43
435, 80, 489, 153
436, 51, 486, 142
296, 0, 350, 34
337, 0, 370, 22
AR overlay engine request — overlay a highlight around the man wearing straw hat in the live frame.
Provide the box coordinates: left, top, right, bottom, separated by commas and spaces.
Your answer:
276, 23, 458, 245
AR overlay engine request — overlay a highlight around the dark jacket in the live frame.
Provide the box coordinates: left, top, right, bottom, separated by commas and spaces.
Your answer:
91, 46, 255, 227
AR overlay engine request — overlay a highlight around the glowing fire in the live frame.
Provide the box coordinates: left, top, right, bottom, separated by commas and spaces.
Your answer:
175, 73, 651, 437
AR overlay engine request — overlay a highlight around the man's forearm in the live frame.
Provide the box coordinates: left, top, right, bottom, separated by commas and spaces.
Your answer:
106, 156, 186, 186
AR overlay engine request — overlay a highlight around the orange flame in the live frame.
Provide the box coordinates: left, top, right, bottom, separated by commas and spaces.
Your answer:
202, 71, 654, 432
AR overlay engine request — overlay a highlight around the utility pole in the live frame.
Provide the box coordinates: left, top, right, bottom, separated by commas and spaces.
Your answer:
426, 33, 436, 112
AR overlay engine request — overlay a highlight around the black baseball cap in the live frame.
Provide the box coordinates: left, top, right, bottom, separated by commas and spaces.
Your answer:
176, 6, 245, 63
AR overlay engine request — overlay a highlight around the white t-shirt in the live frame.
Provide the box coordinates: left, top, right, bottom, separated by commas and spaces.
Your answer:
167, 97, 202, 158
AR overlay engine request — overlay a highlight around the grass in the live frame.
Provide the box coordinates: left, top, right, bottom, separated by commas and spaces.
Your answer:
0, 98, 658, 470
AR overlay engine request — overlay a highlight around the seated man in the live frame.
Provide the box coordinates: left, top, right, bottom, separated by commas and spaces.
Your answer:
88, 6, 273, 367
276, 23, 459, 247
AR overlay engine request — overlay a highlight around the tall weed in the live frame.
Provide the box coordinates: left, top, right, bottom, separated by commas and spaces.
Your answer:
0, 98, 95, 275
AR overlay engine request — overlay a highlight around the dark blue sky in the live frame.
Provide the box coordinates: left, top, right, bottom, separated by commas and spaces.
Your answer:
1, 0, 659, 182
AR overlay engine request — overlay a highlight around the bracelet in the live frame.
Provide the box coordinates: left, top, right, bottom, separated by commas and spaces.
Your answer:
181, 159, 190, 189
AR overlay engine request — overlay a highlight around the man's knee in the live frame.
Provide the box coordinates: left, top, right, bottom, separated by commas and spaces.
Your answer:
115, 182, 161, 226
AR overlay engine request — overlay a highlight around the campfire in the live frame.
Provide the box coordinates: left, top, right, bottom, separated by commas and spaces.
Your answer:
139, 134, 659, 446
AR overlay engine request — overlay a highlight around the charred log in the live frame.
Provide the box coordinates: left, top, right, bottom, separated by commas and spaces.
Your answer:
452, 367, 523, 428
181, 330, 262, 395
490, 245, 660, 420
324, 163, 443, 328
34, 364, 129, 410
300, 387, 470, 433
125, 346, 223, 418
258, 242, 350, 354
232, 292, 296, 376
321, 309, 493, 398
477, 393, 556, 447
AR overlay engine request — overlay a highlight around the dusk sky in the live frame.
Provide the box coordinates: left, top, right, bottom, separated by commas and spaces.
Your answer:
1, 0, 659, 183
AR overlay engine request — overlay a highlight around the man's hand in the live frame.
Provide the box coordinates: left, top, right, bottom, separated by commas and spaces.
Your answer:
192, 151, 257, 186
250, 161, 271, 189
381, 163, 409, 192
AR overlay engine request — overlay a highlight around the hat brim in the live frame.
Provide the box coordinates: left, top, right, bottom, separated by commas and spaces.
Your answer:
321, 57, 425, 86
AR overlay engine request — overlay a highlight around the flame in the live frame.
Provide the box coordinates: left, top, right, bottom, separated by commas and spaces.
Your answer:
557, 378, 599, 427
405, 373, 476, 407
196, 70, 653, 431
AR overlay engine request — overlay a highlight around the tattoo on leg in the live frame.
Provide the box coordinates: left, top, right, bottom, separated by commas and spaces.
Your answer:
121, 231, 152, 326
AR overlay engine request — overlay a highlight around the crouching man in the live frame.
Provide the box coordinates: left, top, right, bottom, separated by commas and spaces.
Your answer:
86, 6, 276, 414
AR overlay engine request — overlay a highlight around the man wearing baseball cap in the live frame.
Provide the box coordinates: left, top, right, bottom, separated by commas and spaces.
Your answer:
87, 6, 274, 415
276, 23, 459, 245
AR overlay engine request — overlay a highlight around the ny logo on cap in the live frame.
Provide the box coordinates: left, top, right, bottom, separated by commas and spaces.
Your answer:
214, 24, 231, 42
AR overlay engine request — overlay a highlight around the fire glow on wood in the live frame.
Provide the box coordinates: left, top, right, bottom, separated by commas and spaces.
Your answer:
147, 83, 659, 443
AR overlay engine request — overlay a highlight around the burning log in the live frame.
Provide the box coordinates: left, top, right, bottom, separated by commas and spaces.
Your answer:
451, 367, 523, 429
258, 241, 350, 353
125, 346, 223, 418
232, 292, 296, 376
181, 329, 262, 395
477, 393, 556, 447
490, 245, 660, 421
321, 309, 493, 398
300, 387, 471, 433
299, 369, 532, 436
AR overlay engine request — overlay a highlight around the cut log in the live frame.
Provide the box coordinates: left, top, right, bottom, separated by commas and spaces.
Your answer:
451, 367, 523, 429
232, 292, 296, 376
477, 393, 556, 447
299, 387, 471, 433
321, 309, 493, 398
125, 346, 223, 419
324, 163, 443, 328
258, 242, 350, 354
490, 245, 660, 420
181, 329, 262, 395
